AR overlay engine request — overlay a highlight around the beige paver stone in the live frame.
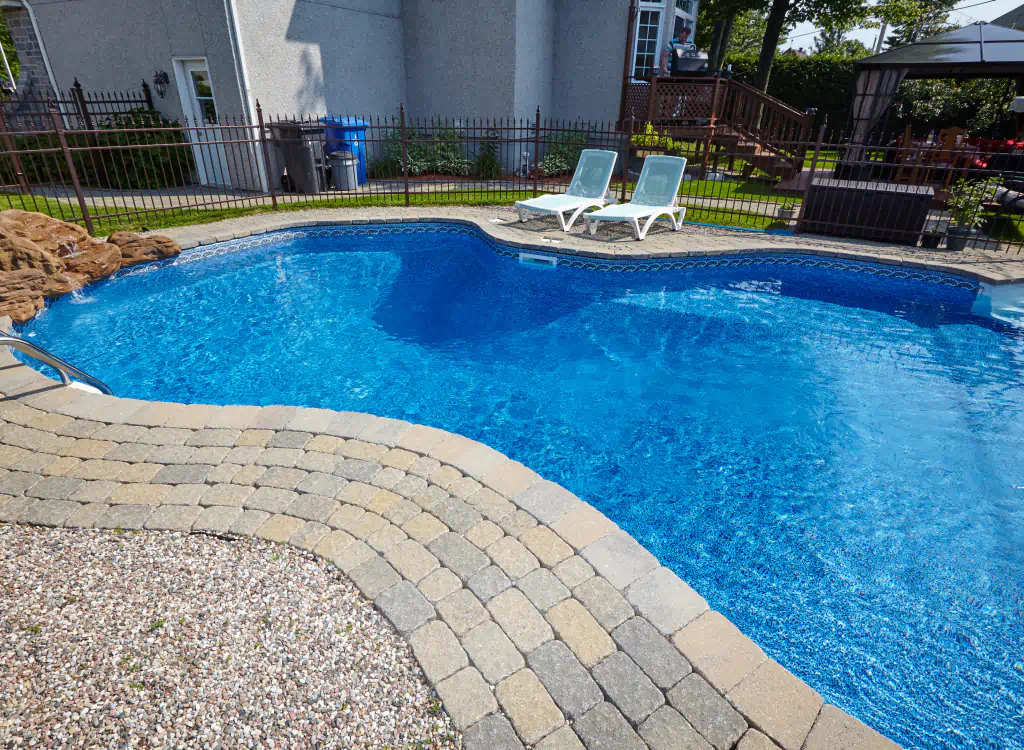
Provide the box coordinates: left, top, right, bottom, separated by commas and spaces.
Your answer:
463, 620, 525, 684
348, 511, 388, 540
365, 488, 401, 516
63, 502, 109, 528
536, 726, 586, 750
397, 423, 449, 454
256, 447, 304, 468
736, 729, 783, 750
481, 460, 540, 498
118, 463, 162, 484
366, 522, 408, 553
290, 521, 331, 551
39, 456, 82, 477
546, 599, 615, 668
207, 462, 241, 484
109, 483, 172, 506
306, 434, 343, 454
165, 484, 208, 506
428, 464, 462, 489
144, 504, 203, 531
236, 429, 274, 447
13, 452, 59, 474
137, 427, 192, 445
231, 464, 266, 486
370, 466, 404, 490
496, 668, 564, 744
520, 526, 573, 566
419, 568, 462, 602
62, 439, 116, 459
574, 576, 633, 631
339, 439, 387, 461
802, 705, 898, 750
449, 475, 482, 500
333, 539, 376, 573
70, 480, 119, 504
25, 412, 74, 433
296, 451, 340, 474
193, 505, 244, 533
408, 456, 441, 478
410, 621, 469, 684
401, 512, 448, 544
499, 510, 538, 538
255, 513, 305, 543
466, 520, 503, 549
487, 535, 540, 580
672, 612, 767, 693
0, 445, 30, 469
488, 588, 553, 653
385, 538, 440, 582
102, 443, 155, 464
164, 404, 219, 429
313, 529, 357, 564
339, 481, 379, 508
201, 483, 254, 507
435, 667, 497, 730
437, 588, 490, 636
327, 503, 365, 532
70, 459, 129, 481
188, 446, 230, 465
727, 661, 823, 750
206, 405, 261, 429
287, 407, 336, 433
552, 505, 619, 551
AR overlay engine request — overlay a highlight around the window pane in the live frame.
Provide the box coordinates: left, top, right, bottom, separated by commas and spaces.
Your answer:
190, 70, 213, 99
199, 98, 217, 122
633, 9, 661, 78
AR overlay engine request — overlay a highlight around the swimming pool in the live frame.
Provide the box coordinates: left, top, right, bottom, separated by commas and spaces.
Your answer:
18, 223, 1024, 749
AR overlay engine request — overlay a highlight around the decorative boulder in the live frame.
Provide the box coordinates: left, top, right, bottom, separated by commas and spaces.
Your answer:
0, 268, 50, 322
107, 232, 181, 267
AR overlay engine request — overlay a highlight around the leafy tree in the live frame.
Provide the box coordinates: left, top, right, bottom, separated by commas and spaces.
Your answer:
696, 0, 769, 71
883, 0, 958, 47
812, 24, 872, 57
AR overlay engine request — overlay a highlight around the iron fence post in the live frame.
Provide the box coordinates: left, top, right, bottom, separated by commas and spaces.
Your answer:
795, 118, 827, 234
0, 105, 30, 194
621, 116, 633, 203
142, 80, 154, 111
400, 104, 410, 207
255, 101, 278, 210
533, 106, 540, 198
70, 79, 93, 132
50, 104, 92, 235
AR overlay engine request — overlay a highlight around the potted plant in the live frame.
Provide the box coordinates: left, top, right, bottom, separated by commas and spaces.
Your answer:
919, 227, 943, 249
945, 177, 1000, 252
777, 202, 798, 221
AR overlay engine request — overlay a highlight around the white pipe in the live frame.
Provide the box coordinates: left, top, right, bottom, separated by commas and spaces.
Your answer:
17, 1, 59, 100
223, 0, 268, 192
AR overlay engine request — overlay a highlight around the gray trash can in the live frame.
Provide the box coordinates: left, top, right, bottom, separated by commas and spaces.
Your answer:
270, 122, 321, 193
330, 151, 359, 191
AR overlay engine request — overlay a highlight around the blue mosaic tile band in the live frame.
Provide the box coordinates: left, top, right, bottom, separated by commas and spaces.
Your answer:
115, 222, 982, 292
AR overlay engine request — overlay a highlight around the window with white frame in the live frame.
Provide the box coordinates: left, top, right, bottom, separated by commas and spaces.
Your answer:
632, 8, 662, 78
675, 0, 692, 13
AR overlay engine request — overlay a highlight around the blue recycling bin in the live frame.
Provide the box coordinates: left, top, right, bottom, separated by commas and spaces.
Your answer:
321, 116, 368, 185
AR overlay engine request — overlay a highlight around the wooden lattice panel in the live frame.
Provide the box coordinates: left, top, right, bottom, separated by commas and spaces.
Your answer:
652, 82, 721, 122
623, 83, 650, 121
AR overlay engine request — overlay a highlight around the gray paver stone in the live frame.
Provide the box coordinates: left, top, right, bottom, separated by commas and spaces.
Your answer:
462, 620, 525, 684
296, 451, 341, 474
201, 483, 253, 507
26, 476, 84, 501
462, 714, 525, 750
20, 499, 79, 526
229, 509, 271, 536
335, 458, 381, 482
580, 531, 660, 590
468, 564, 512, 602
527, 640, 603, 720
668, 674, 747, 750
639, 706, 714, 750
187, 428, 241, 447
498, 510, 538, 537
535, 727, 585, 750
349, 555, 402, 598
289, 521, 331, 551
288, 493, 339, 522
592, 651, 665, 724
256, 447, 304, 468
513, 480, 582, 524
418, 568, 462, 603
255, 466, 307, 490
193, 505, 244, 533
267, 430, 312, 449
487, 536, 539, 580
64, 502, 109, 528
246, 486, 297, 513
428, 532, 489, 582
409, 620, 468, 684
574, 703, 646, 750
95, 504, 155, 530
626, 567, 709, 636
69, 480, 119, 504
612, 617, 691, 690
436, 588, 489, 636
495, 668, 564, 745
164, 484, 208, 506
432, 495, 483, 534
435, 667, 497, 731
375, 580, 434, 634
296, 472, 347, 498
517, 568, 570, 612
574, 576, 633, 630
152, 463, 213, 485
487, 588, 553, 654
384, 538, 439, 582
0, 471, 41, 495
144, 504, 203, 531
553, 556, 595, 589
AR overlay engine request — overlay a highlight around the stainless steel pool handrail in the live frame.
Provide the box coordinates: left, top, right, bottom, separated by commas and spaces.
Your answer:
0, 335, 113, 395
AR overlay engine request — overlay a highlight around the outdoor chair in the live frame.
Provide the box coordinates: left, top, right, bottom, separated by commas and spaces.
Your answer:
584, 155, 688, 240
514, 149, 618, 231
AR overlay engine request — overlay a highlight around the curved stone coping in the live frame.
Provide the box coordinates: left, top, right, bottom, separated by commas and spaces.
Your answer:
156, 209, 1024, 286
0, 347, 901, 750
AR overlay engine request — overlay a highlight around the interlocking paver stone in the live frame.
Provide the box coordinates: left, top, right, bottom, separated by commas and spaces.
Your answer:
349, 555, 402, 598
118, 463, 162, 484
249, 405, 297, 430
393, 473, 429, 498
110, 483, 171, 506
736, 729, 784, 750
255, 466, 307, 491
26, 476, 84, 501
499, 510, 537, 537
287, 408, 335, 433
225, 446, 263, 465
193, 504, 244, 533
551, 504, 619, 551
465, 520, 503, 549
436, 667, 497, 731
639, 706, 713, 750
802, 704, 900, 750
366, 523, 407, 553
495, 668, 563, 745
267, 430, 312, 449
513, 480, 581, 524
69, 480, 118, 504
208, 462, 241, 484
165, 484, 208, 506
545, 599, 615, 668
95, 504, 155, 530
488, 588, 553, 654
147, 445, 196, 464
409, 620, 468, 684
335, 457, 381, 482
581, 531, 659, 590
64, 502, 109, 528
152, 463, 212, 485
553, 556, 595, 589
727, 661, 823, 750
487, 536, 540, 580
429, 465, 462, 489
467, 487, 515, 522
231, 464, 266, 485
0, 470, 42, 495
462, 714, 524, 750
517, 568, 570, 612
20, 498, 79, 526
437, 588, 489, 636
613, 616, 691, 690
575, 576, 633, 631
668, 674, 746, 750
375, 580, 434, 634
672, 612, 767, 693
370, 465, 404, 489
535, 726, 585, 750
289, 520, 330, 551
296, 451, 341, 474
382, 497, 420, 525
385, 538, 440, 582
254, 513, 304, 542
296, 471, 347, 498
433, 496, 483, 533
229, 509, 271, 536
187, 428, 241, 447
144, 504, 203, 531
287, 493, 339, 522
201, 483, 253, 507
626, 567, 709, 636
592, 651, 664, 724
246, 487, 297, 513
463, 620, 524, 684
418, 566, 462, 602
339, 439, 387, 462
468, 564, 512, 602
429, 532, 489, 582
519, 526, 574, 567
574, 703, 646, 750
527, 640, 602, 720
412, 484, 448, 511
101, 443, 154, 463
256, 447, 304, 468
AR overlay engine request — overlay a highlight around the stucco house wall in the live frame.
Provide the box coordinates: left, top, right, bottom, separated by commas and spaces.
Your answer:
513, 0, 554, 121
551, 0, 629, 123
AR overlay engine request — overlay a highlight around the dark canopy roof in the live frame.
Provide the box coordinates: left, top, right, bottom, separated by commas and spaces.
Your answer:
856, 22, 1024, 78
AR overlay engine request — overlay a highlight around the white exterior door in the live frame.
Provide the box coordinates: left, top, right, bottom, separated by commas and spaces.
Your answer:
175, 59, 231, 188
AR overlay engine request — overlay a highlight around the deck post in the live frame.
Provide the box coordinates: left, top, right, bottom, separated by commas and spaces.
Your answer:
255, 101, 278, 210
646, 73, 658, 124
795, 118, 826, 234
621, 116, 633, 203
618, 0, 638, 125
400, 104, 410, 207
50, 104, 93, 235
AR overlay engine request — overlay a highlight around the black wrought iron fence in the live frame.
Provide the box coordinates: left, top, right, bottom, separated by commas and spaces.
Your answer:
0, 102, 1020, 255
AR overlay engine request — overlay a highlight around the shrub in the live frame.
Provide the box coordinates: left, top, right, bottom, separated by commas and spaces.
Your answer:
631, 123, 681, 152
368, 127, 471, 178
947, 177, 1001, 230
475, 130, 502, 179
538, 131, 588, 176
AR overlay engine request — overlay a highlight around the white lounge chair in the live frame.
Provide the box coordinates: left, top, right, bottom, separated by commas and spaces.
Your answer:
515, 149, 618, 231
584, 155, 687, 240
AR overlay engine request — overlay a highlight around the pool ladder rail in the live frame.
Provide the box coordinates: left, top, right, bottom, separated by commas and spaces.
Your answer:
0, 335, 113, 396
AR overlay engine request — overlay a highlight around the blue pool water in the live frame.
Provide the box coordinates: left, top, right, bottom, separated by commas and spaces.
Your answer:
17, 225, 1024, 749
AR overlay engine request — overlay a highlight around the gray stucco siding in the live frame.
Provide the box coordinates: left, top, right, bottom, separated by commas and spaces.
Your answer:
513, 0, 553, 121
551, 0, 629, 123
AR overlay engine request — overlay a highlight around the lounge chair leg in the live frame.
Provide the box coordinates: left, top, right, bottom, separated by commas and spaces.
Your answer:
556, 211, 570, 232
564, 204, 590, 231
631, 218, 644, 240
517, 205, 528, 223
588, 218, 600, 236
671, 208, 685, 231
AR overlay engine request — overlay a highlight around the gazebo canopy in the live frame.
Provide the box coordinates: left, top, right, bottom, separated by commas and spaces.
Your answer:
856, 22, 1024, 79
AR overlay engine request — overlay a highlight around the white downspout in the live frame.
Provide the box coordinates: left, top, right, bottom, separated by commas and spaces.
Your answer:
17, 1, 59, 98
222, 0, 268, 192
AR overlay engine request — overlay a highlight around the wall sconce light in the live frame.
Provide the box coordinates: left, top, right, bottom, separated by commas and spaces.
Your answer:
153, 71, 170, 99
